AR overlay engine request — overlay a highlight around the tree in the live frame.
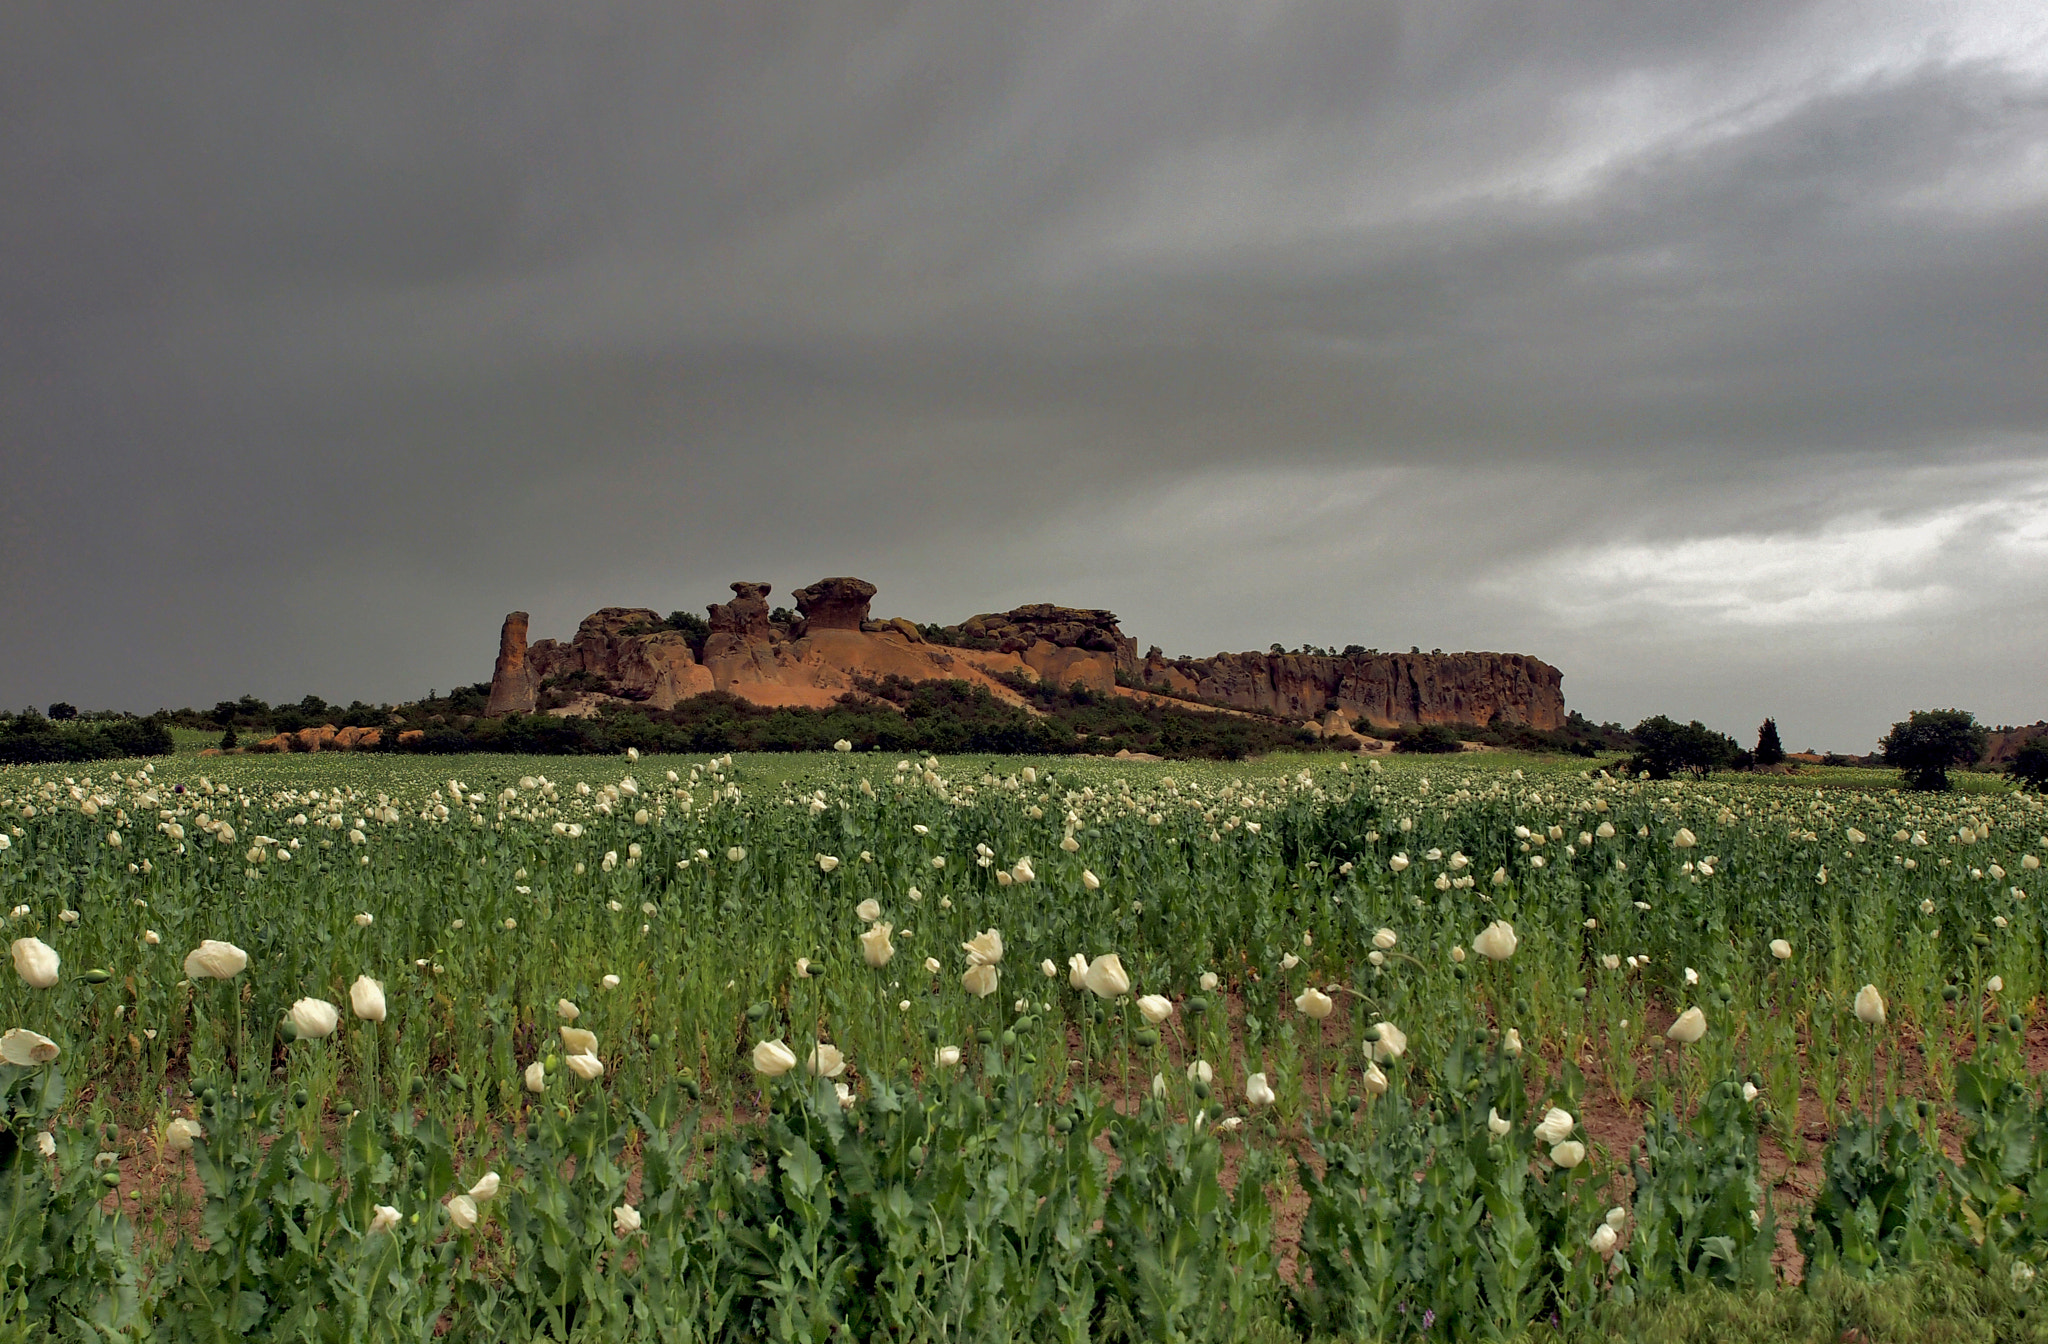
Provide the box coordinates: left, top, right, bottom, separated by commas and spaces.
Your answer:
219, 725, 239, 751
1630, 716, 1741, 779
1754, 718, 1785, 766
1880, 709, 1988, 792
46, 702, 77, 721
2007, 740, 2048, 793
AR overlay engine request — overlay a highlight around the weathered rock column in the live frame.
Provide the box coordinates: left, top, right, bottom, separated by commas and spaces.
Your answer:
485, 612, 537, 716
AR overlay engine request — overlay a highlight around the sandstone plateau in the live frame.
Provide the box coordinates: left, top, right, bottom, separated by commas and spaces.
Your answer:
483, 577, 1568, 734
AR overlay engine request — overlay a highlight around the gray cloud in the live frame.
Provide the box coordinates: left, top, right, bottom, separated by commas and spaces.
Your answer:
3, 1, 2045, 749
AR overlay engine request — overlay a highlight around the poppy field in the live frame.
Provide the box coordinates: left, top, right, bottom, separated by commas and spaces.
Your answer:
2, 748, 2045, 1341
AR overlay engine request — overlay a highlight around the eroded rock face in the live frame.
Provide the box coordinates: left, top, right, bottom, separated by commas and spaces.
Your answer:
793, 577, 876, 631
1141, 649, 1565, 731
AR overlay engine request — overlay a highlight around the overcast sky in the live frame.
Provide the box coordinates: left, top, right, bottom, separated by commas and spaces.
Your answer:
4, 2, 2046, 751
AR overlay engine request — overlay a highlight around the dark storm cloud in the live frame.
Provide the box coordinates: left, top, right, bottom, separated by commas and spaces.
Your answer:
3, 1, 2045, 749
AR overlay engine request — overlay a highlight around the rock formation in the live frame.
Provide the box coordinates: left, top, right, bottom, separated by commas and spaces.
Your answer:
1137, 647, 1565, 731
487, 606, 715, 716
485, 613, 536, 716
483, 577, 1567, 729
1984, 722, 2048, 764
944, 605, 1136, 694
793, 577, 876, 632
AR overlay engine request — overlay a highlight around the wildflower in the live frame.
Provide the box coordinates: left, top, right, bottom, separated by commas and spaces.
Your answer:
1591, 1223, 1618, 1257
1503, 1028, 1523, 1057
925, 957, 942, 974
1770, 939, 1792, 960
934, 1045, 962, 1068
524, 1061, 546, 1093
447, 1195, 479, 1231
1854, 985, 1886, 1026
1473, 921, 1518, 961
561, 1026, 598, 1054
469, 1172, 501, 1202
602, 974, 621, 989
1188, 1059, 1213, 1084
1488, 1108, 1511, 1136
10, 937, 58, 989
807, 1043, 846, 1078
288, 999, 340, 1039
856, 898, 882, 923
1294, 987, 1334, 1020
349, 976, 386, 1023
1373, 928, 1398, 951
1673, 828, 1696, 849
1534, 1108, 1575, 1145
1667, 1007, 1708, 1043
0, 1029, 59, 1066
558, 999, 580, 1022
369, 1205, 401, 1235
1199, 971, 1220, 991
165, 1117, 203, 1152
1366, 1021, 1407, 1061
1040, 958, 1058, 978
1280, 953, 1301, 971
182, 940, 248, 980
1362, 1062, 1388, 1096
861, 923, 896, 968
962, 963, 1000, 998
962, 929, 1004, 965
817, 855, 840, 873
727, 847, 746, 862
1082, 869, 1100, 890
1082, 954, 1131, 999
1389, 854, 1410, 873
1245, 1072, 1276, 1107
753, 1040, 797, 1076
1551, 1141, 1587, 1168
354, 912, 374, 928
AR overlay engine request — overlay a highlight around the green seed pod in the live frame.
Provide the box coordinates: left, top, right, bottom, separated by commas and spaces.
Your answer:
1021, 1053, 1037, 1066
975, 1029, 994, 1046
525, 1121, 540, 1142
1942, 985, 1960, 1002
682, 1079, 701, 1100
1186, 997, 1208, 1015
1053, 1115, 1074, 1134
101, 1171, 122, 1188
201, 1088, 218, 1108
924, 1024, 941, 1043
83, 969, 112, 984
745, 1003, 770, 1022
1000, 1030, 1017, 1047
1571, 986, 1588, 1001
292, 1089, 309, 1108
648, 1034, 662, 1049
101, 1122, 119, 1141
2008, 1013, 2025, 1034
1133, 1028, 1160, 1047
1192, 1080, 1210, 1101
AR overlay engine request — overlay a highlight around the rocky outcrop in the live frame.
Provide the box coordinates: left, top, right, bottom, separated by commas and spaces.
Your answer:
944, 605, 1136, 694
483, 577, 1567, 728
1984, 722, 2047, 764
491, 607, 715, 715
1138, 648, 1565, 731
793, 577, 876, 632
